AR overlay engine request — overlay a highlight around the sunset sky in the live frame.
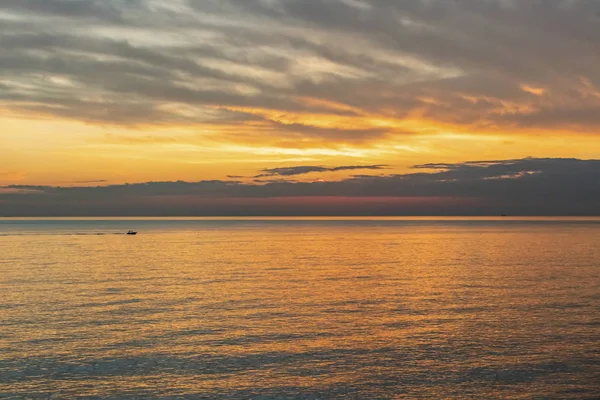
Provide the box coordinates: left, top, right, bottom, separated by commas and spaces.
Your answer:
2, 0, 600, 215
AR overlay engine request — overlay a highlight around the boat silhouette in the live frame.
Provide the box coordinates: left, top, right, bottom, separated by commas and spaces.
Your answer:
127, 230, 137, 235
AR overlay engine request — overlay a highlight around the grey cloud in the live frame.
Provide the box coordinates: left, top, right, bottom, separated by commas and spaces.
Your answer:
0, 33, 365, 127
267, 121, 389, 140
214, 0, 600, 128
70, 180, 108, 184
1, 0, 600, 134
2, 158, 600, 216
0, 0, 140, 22
255, 164, 388, 178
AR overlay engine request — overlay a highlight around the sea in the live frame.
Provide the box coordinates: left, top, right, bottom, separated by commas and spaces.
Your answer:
1, 217, 599, 399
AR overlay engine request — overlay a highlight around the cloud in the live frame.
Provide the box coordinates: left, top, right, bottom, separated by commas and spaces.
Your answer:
255, 164, 388, 177
70, 180, 108, 184
2, 158, 600, 216
0, 170, 27, 182
0, 187, 44, 195
1, 0, 600, 144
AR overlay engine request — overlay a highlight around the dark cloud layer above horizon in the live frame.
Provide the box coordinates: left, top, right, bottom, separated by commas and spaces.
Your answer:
2, 158, 600, 216
2, 0, 600, 140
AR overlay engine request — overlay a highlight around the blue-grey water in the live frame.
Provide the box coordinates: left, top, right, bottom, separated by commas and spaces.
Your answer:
1, 218, 600, 399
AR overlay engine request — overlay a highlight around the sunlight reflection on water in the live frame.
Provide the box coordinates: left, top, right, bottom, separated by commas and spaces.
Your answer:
1, 219, 600, 399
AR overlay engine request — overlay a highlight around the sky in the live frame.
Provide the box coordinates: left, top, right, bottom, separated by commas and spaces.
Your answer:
2, 0, 600, 215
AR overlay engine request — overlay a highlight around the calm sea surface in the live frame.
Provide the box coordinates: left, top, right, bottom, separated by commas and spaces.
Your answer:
1, 218, 600, 399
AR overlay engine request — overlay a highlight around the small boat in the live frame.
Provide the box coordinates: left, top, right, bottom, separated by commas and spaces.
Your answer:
501, 213, 507, 217
127, 230, 137, 235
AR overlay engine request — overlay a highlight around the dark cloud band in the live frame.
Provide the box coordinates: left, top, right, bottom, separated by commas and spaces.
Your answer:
2, 158, 600, 216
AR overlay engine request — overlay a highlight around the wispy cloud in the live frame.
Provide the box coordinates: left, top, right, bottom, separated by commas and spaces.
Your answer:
0, 170, 27, 182
69, 180, 108, 184
255, 164, 388, 177
1, 0, 600, 144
